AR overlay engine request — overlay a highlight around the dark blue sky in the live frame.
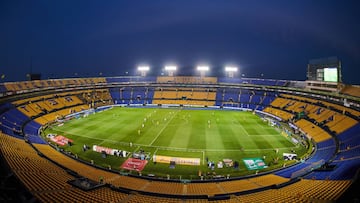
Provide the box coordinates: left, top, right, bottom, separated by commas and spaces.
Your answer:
1, 0, 360, 84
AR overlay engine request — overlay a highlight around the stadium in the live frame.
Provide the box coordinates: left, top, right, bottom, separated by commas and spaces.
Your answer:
0, 62, 359, 202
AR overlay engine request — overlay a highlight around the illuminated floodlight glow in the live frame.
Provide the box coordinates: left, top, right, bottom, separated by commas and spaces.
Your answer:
165, 65, 177, 71
225, 66, 238, 72
197, 66, 209, 71
137, 66, 150, 71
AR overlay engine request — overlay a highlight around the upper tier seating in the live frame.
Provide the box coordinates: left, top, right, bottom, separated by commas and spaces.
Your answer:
341, 85, 360, 97
215, 88, 275, 110
109, 87, 154, 105
282, 94, 360, 118
106, 76, 156, 83
295, 119, 332, 142
218, 78, 288, 86
152, 88, 216, 106
157, 76, 217, 84
4, 77, 107, 92
268, 95, 358, 135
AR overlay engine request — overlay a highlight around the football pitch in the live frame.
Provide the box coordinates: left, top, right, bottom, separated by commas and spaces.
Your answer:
44, 107, 307, 178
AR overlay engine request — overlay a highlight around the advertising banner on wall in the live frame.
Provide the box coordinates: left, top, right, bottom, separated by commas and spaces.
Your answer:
242, 158, 268, 170
283, 153, 297, 160
92, 145, 127, 157
47, 134, 73, 146
153, 155, 200, 166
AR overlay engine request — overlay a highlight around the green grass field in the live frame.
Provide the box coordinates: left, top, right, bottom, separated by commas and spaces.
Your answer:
43, 107, 308, 179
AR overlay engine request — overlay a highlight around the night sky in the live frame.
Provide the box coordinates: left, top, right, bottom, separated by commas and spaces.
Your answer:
1, 0, 360, 84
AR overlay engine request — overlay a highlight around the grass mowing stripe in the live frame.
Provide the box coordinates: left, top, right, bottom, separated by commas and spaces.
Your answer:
218, 122, 242, 149
205, 124, 224, 150
43, 107, 309, 178
52, 129, 295, 151
97, 117, 130, 145
149, 110, 179, 146
235, 119, 250, 136
168, 120, 191, 148
49, 114, 293, 150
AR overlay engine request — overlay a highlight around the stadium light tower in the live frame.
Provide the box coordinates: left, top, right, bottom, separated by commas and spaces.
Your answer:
164, 65, 177, 76
225, 66, 238, 78
197, 66, 209, 77
137, 66, 150, 77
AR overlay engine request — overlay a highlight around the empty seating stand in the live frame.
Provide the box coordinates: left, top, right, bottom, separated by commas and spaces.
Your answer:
0, 76, 359, 202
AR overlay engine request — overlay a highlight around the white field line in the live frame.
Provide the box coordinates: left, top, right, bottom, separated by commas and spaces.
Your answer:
132, 146, 141, 155
143, 145, 297, 152
97, 120, 125, 146
245, 134, 282, 136
234, 119, 250, 136
148, 110, 180, 146
50, 119, 119, 145
150, 148, 159, 161
153, 148, 159, 155
202, 151, 205, 165
254, 120, 268, 129
236, 119, 278, 137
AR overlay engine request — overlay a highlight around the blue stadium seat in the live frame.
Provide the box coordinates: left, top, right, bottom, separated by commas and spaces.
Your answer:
316, 139, 336, 149
0, 108, 29, 137
304, 159, 360, 180
0, 84, 7, 94
24, 120, 42, 136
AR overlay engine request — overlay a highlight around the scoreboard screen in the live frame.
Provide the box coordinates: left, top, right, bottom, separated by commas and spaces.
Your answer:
324, 68, 338, 82
307, 57, 341, 83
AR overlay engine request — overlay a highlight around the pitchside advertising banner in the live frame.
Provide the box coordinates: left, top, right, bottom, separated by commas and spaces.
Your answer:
153, 155, 200, 166
242, 158, 268, 170
93, 145, 114, 155
47, 134, 73, 146
283, 153, 297, 160
92, 145, 127, 157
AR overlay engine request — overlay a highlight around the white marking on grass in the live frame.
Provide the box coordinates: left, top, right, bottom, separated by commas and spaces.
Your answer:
97, 133, 118, 146
234, 119, 250, 136
202, 151, 205, 165
246, 134, 281, 136
52, 130, 296, 153
142, 144, 296, 152
132, 146, 140, 154
202, 146, 296, 152
253, 120, 267, 130
150, 148, 159, 161
148, 110, 179, 146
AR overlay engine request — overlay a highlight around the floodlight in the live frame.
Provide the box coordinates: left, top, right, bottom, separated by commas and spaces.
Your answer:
138, 66, 150, 71
225, 66, 238, 72
165, 65, 177, 76
197, 66, 209, 71
165, 65, 177, 71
